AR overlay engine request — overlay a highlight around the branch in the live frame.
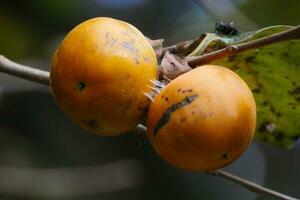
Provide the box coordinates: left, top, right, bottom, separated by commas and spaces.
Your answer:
187, 25, 300, 67
0, 57, 299, 200
207, 170, 299, 200
0, 55, 49, 86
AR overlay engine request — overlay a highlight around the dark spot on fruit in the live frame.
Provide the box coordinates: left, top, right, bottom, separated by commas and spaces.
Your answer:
245, 55, 255, 63
222, 153, 228, 159
153, 94, 198, 135
181, 89, 193, 94
105, 32, 109, 38
135, 59, 140, 65
165, 97, 169, 102
82, 119, 98, 129
110, 38, 117, 47
180, 117, 186, 122
274, 131, 284, 141
178, 89, 182, 92
161, 95, 164, 98
192, 111, 195, 115
77, 82, 86, 91
122, 42, 134, 51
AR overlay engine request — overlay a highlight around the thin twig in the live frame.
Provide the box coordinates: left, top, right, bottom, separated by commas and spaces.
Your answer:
0, 55, 49, 86
188, 25, 300, 67
207, 170, 299, 200
0, 56, 299, 200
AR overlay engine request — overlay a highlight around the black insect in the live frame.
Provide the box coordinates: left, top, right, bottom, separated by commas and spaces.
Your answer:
214, 21, 239, 36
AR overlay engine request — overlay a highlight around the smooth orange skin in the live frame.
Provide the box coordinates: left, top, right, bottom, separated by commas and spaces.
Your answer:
50, 17, 158, 136
147, 65, 256, 171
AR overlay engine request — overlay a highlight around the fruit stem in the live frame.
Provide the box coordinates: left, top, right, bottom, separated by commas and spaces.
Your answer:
187, 25, 300, 67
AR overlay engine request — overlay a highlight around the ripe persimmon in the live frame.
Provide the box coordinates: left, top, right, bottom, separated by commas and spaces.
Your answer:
50, 17, 158, 136
147, 65, 256, 171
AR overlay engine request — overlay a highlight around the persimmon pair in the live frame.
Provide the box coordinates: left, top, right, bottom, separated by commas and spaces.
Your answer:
50, 17, 256, 171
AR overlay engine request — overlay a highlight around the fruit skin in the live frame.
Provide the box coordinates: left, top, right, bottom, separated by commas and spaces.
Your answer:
147, 65, 256, 171
50, 17, 158, 136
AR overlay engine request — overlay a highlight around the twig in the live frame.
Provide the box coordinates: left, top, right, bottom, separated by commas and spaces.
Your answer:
207, 170, 299, 200
188, 25, 300, 67
0, 55, 49, 86
0, 56, 299, 200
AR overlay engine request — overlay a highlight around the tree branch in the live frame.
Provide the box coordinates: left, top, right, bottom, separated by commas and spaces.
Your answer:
0, 56, 299, 200
0, 55, 49, 86
187, 25, 300, 67
207, 170, 299, 200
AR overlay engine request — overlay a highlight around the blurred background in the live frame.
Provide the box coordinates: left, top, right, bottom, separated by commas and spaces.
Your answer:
0, 0, 300, 199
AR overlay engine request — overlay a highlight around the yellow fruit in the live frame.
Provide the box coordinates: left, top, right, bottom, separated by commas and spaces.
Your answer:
147, 65, 256, 171
50, 17, 158, 136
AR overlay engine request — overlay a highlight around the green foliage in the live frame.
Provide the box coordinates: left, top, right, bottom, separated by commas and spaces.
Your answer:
197, 26, 300, 148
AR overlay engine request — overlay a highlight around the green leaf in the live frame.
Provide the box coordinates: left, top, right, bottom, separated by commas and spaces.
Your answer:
206, 25, 300, 148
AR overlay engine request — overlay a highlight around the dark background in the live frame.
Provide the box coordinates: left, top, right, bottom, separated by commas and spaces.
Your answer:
0, 0, 300, 199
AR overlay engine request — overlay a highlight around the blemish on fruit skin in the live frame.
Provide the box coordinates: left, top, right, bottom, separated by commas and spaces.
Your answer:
82, 119, 98, 129
110, 38, 118, 47
180, 117, 186, 122
181, 89, 193, 94
153, 94, 198, 135
77, 82, 86, 91
144, 56, 151, 63
137, 101, 148, 112
165, 97, 169, 102
122, 42, 134, 51
222, 153, 228, 160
